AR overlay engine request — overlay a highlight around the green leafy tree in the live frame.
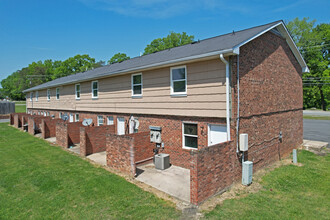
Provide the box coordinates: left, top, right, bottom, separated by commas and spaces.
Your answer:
143, 32, 194, 55
108, 53, 130, 65
287, 18, 330, 110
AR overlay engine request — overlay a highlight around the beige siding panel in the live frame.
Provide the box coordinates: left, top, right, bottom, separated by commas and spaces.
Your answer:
27, 58, 227, 118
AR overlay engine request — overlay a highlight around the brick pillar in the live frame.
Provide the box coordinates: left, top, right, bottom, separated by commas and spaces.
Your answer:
28, 117, 35, 135
13, 114, 19, 128
41, 119, 46, 139
80, 127, 87, 156
56, 121, 68, 148
10, 113, 14, 125
190, 150, 198, 205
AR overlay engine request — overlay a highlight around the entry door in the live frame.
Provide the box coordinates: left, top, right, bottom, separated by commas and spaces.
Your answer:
117, 117, 125, 135
69, 113, 74, 122
208, 124, 227, 146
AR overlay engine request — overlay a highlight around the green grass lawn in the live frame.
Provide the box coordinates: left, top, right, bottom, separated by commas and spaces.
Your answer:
14, 101, 26, 105
0, 123, 179, 219
303, 115, 330, 120
204, 150, 330, 219
15, 104, 26, 113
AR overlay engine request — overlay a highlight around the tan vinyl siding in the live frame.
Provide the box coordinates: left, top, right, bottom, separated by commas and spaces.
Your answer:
27, 58, 227, 117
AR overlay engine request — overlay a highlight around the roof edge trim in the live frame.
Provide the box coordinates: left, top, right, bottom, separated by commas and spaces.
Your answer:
23, 48, 234, 93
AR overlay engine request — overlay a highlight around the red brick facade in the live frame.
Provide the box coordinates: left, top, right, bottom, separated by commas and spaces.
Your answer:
80, 125, 115, 156
40, 118, 62, 139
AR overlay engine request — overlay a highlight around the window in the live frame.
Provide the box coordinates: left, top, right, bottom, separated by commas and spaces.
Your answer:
97, 115, 104, 126
41, 112, 44, 115
92, 81, 98, 98
59, 112, 63, 118
131, 73, 142, 96
107, 116, 114, 125
75, 84, 80, 99
171, 66, 187, 95
35, 91, 39, 102
75, 113, 79, 122
182, 123, 198, 149
30, 92, 33, 101
47, 112, 50, 116
47, 89, 51, 101
56, 88, 60, 100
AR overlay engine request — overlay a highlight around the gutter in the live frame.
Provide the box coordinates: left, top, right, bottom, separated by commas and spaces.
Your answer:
219, 54, 231, 141
23, 49, 235, 93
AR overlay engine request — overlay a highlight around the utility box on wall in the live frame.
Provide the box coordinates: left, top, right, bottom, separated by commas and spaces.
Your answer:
242, 161, 253, 185
149, 126, 161, 143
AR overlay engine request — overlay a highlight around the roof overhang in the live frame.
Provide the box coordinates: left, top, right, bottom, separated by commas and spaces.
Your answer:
23, 48, 236, 93
232, 21, 309, 73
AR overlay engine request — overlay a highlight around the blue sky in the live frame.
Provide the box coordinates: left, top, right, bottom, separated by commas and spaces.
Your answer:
0, 0, 329, 83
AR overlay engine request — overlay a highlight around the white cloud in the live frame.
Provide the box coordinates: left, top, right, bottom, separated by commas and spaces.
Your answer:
78, 0, 250, 18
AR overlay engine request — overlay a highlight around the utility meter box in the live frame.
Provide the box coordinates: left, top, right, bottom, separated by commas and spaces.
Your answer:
242, 161, 253, 185
240, 133, 249, 151
149, 126, 162, 143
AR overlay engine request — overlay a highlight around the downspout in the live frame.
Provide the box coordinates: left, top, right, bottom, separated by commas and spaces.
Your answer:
219, 54, 231, 141
236, 55, 240, 154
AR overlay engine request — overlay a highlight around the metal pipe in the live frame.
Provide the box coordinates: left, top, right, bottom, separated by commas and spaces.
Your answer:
219, 54, 231, 141
236, 55, 240, 154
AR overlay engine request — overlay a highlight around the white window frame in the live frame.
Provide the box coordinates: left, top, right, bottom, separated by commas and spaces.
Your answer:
107, 116, 114, 125
35, 91, 39, 102
182, 122, 198, 150
170, 65, 187, 96
75, 113, 79, 122
47, 89, 50, 101
75, 84, 81, 100
131, 73, 143, 97
56, 88, 60, 100
59, 112, 63, 118
97, 115, 104, 126
30, 92, 33, 101
91, 81, 98, 99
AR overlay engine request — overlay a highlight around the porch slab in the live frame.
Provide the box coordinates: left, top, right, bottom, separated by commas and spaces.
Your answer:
68, 144, 80, 155
87, 151, 107, 166
136, 163, 190, 203
45, 137, 56, 144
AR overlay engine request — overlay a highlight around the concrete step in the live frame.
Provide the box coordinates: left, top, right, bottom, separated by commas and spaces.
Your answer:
303, 139, 329, 156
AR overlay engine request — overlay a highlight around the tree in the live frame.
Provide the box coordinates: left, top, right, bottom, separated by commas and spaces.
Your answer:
287, 18, 330, 110
108, 53, 130, 65
143, 32, 194, 55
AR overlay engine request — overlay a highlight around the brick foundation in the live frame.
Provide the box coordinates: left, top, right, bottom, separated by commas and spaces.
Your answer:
28, 115, 48, 135
80, 125, 115, 156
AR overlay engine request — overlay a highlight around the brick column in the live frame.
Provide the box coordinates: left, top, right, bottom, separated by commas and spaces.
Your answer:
190, 150, 198, 205
80, 127, 87, 156
56, 121, 68, 148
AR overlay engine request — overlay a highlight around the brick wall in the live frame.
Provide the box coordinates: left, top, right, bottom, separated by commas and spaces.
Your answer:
190, 141, 235, 204
56, 121, 84, 148
12, 113, 29, 128
106, 132, 154, 175
10, 113, 14, 125
27, 115, 47, 135
106, 133, 135, 176
80, 125, 115, 156
41, 118, 62, 139
56, 121, 68, 148
129, 132, 155, 164
27, 108, 226, 169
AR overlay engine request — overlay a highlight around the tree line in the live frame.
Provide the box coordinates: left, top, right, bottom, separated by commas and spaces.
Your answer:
286, 18, 329, 110
1, 18, 329, 110
0, 32, 194, 100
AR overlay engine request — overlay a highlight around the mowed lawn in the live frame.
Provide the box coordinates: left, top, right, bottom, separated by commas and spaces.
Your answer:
14, 101, 26, 113
0, 123, 179, 219
204, 150, 330, 219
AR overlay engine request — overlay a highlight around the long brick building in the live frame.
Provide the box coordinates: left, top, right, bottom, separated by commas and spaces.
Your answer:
23, 20, 308, 204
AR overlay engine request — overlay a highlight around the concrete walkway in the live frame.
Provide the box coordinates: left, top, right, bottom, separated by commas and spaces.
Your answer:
136, 164, 190, 203
87, 151, 107, 166
68, 145, 80, 155
303, 139, 329, 155
45, 137, 56, 144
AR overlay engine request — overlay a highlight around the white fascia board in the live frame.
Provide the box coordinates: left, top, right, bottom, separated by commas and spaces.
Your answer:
233, 21, 309, 73
24, 48, 234, 92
